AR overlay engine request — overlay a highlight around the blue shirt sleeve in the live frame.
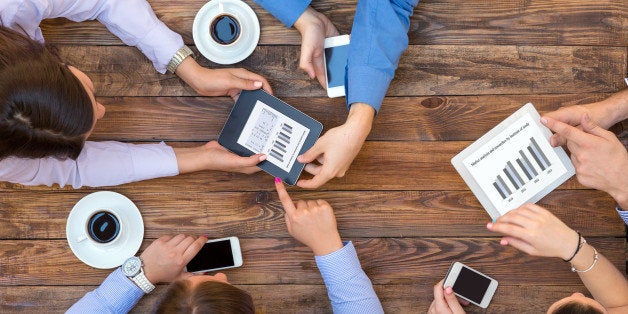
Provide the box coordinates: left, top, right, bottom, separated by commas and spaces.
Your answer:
254, 0, 311, 27
346, 0, 419, 113
315, 241, 384, 313
616, 205, 628, 225
66, 268, 144, 314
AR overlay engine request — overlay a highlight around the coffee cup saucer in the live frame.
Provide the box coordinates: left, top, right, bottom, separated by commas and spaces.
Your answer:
193, 0, 260, 64
66, 191, 144, 269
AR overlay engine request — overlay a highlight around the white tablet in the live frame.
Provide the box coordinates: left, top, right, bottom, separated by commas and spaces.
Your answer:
451, 103, 575, 220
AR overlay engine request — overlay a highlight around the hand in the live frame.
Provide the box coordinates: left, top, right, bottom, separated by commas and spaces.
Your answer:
275, 178, 343, 256
486, 203, 579, 260
294, 7, 339, 88
175, 58, 273, 100
541, 114, 628, 207
140, 234, 208, 283
174, 141, 266, 174
296, 103, 374, 188
544, 104, 614, 147
428, 280, 466, 314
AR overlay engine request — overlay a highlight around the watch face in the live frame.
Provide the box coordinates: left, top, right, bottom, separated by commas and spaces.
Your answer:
122, 256, 141, 277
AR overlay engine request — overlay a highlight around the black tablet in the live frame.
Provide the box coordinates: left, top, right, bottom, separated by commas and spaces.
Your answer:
218, 89, 323, 185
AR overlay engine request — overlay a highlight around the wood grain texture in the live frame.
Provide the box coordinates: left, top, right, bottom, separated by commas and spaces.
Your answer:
0, 284, 597, 313
0, 238, 623, 286
87, 94, 620, 142
56, 45, 626, 97
40, 0, 628, 46
0, 190, 621, 239
0, 141, 593, 192
0, 284, 603, 313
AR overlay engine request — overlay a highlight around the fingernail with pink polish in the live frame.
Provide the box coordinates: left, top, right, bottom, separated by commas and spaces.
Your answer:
202, 234, 209, 238
275, 177, 281, 183
500, 239, 508, 245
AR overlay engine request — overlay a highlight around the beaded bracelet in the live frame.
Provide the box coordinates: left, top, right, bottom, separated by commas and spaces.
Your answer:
571, 246, 599, 273
563, 231, 583, 262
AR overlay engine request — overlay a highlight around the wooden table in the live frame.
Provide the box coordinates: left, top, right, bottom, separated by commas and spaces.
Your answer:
1, 0, 626, 312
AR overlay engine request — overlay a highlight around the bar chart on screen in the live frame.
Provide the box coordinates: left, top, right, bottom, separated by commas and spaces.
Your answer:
452, 103, 575, 219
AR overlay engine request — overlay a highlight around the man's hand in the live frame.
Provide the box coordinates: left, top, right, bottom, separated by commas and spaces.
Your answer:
428, 280, 467, 314
140, 234, 208, 284
275, 178, 343, 256
296, 103, 374, 188
174, 141, 266, 174
294, 7, 339, 88
541, 114, 628, 207
487, 204, 579, 260
175, 58, 273, 100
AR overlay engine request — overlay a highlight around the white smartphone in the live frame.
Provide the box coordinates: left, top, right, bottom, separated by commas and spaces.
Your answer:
323, 34, 350, 98
443, 262, 498, 309
186, 236, 243, 273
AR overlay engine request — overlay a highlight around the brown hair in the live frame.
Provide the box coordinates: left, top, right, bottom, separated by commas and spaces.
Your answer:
551, 300, 605, 314
153, 279, 254, 314
0, 26, 94, 160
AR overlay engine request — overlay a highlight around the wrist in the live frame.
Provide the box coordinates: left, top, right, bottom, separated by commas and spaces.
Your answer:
293, 8, 318, 33
311, 234, 344, 256
346, 103, 375, 134
174, 57, 203, 92
559, 230, 581, 261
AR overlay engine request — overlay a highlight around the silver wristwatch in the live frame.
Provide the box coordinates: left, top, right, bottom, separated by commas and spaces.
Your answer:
167, 45, 195, 74
121, 256, 155, 294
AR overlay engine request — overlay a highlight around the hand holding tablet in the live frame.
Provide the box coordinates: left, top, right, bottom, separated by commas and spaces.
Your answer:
218, 89, 323, 185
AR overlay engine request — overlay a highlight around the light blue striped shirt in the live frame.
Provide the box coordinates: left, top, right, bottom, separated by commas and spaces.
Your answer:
68, 242, 382, 312
616, 205, 628, 225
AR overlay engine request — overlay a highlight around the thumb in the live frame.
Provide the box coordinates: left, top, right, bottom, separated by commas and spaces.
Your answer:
231, 77, 264, 91
299, 46, 317, 79
581, 113, 610, 139
240, 154, 266, 166
297, 142, 323, 164
444, 286, 466, 313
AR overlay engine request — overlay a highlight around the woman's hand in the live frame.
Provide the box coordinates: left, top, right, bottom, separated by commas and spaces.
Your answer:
174, 141, 265, 174
175, 58, 273, 100
486, 203, 579, 260
428, 280, 467, 314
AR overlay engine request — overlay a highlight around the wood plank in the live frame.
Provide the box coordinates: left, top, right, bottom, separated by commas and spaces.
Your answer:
0, 190, 622, 239
0, 284, 600, 313
0, 141, 593, 192
89, 94, 617, 142
0, 238, 623, 286
56, 45, 626, 97
40, 0, 628, 46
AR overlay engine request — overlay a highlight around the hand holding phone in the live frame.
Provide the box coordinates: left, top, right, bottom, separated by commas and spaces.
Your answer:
140, 234, 208, 283
428, 279, 467, 314
323, 34, 350, 98
443, 262, 498, 309
186, 236, 243, 273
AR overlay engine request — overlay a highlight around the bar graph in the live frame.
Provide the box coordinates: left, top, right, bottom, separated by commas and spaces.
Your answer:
492, 137, 552, 200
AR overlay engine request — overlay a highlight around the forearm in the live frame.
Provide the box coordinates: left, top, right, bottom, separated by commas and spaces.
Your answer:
571, 243, 628, 309
173, 145, 211, 174
589, 89, 628, 128
346, 103, 375, 136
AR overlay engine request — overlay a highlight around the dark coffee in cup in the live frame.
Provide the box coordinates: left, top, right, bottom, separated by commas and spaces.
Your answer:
210, 14, 241, 45
87, 211, 120, 243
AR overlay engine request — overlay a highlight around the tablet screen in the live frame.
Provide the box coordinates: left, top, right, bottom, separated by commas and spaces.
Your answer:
237, 100, 310, 172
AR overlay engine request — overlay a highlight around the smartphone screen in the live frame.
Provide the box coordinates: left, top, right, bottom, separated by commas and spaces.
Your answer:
186, 239, 235, 272
453, 266, 492, 304
324, 44, 349, 88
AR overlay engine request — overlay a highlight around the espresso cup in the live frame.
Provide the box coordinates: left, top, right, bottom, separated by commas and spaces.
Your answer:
85, 210, 121, 244
210, 13, 241, 45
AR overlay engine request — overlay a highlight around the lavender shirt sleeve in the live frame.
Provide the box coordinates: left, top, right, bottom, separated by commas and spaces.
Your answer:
66, 268, 144, 314
315, 241, 384, 313
0, 141, 179, 188
0, 0, 183, 73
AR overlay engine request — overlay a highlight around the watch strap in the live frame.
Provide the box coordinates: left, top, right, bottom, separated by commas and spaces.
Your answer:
167, 45, 194, 74
131, 271, 155, 294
